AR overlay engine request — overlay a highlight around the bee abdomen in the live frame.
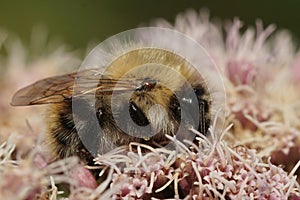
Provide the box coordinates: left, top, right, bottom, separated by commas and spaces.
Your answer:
47, 100, 94, 163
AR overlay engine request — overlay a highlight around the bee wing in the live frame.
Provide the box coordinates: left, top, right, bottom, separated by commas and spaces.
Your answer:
11, 69, 139, 106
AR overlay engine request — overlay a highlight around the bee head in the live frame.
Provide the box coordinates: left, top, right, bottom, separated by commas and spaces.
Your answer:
127, 77, 210, 141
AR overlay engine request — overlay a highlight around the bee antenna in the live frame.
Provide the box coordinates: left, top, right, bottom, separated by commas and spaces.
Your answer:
136, 78, 156, 92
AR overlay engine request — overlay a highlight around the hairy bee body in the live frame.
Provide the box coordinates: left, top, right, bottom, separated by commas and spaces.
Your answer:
12, 48, 211, 163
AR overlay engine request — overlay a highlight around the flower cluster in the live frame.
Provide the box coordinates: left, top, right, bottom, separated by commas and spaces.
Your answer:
79, 129, 300, 199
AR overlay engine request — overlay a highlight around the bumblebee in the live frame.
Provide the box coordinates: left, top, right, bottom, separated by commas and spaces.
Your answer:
11, 48, 211, 164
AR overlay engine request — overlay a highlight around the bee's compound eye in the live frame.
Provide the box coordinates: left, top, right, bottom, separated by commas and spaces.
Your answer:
129, 101, 150, 126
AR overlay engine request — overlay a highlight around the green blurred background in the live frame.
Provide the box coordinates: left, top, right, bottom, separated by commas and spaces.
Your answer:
0, 0, 298, 49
